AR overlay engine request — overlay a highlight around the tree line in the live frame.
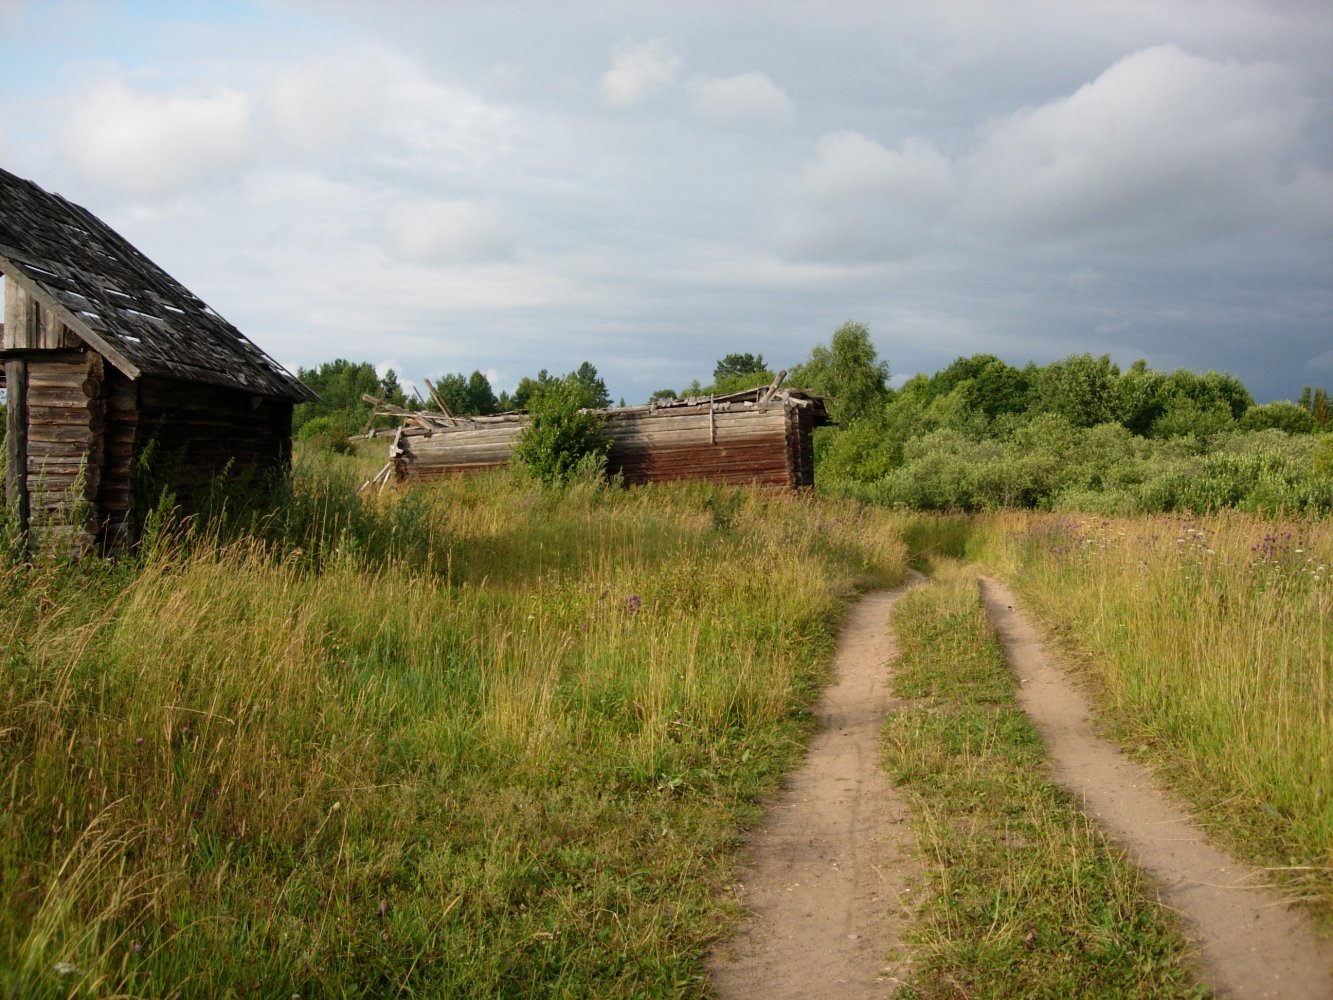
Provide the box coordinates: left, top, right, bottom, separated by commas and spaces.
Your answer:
289, 324, 1332, 513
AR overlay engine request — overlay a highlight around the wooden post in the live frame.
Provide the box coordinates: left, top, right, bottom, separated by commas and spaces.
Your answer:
5, 358, 29, 535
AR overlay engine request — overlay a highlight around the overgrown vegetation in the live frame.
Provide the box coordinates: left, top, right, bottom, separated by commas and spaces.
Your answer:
883, 566, 1205, 997
512, 374, 613, 485
805, 343, 1332, 515
293, 359, 412, 453
0, 459, 906, 998
885, 568, 1210, 997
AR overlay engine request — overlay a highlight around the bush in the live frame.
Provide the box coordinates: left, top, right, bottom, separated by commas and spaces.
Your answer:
513, 377, 611, 485
297, 414, 355, 454
1239, 401, 1317, 435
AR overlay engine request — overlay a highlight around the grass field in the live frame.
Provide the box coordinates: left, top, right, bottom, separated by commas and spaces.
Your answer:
1, 460, 1327, 996
0, 463, 906, 998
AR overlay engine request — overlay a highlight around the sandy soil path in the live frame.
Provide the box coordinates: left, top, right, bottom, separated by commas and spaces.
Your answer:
980, 576, 1333, 1000
708, 580, 922, 1000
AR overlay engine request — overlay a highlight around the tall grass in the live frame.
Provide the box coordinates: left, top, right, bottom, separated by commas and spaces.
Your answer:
0, 466, 906, 997
969, 511, 1333, 922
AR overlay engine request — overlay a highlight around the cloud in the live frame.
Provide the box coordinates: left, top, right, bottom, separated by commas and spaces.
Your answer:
267, 48, 513, 168
383, 197, 513, 263
59, 79, 256, 196
960, 44, 1318, 247
776, 130, 956, 263
269, 57, 386, 152
602, 39, 682, 108
687, 71, 793, 124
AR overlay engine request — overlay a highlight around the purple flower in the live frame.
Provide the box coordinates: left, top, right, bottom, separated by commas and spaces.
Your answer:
625, 594, 642, 615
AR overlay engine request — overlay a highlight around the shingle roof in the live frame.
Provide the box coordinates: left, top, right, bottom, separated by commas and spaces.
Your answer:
0, 167, 315, 402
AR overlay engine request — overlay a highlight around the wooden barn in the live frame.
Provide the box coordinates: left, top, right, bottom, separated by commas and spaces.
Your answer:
0, 167, 316, 552
366, 383, 830, 489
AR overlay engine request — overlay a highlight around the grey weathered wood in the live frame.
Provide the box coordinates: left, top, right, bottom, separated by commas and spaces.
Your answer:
4, 359, 29, 531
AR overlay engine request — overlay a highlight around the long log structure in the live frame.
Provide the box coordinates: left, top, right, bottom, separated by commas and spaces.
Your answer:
377, 385, 830, 489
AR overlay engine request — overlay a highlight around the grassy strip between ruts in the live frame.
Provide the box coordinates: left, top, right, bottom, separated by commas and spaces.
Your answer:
881, 563, 1208, 999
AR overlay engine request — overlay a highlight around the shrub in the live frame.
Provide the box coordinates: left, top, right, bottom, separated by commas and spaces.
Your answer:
513, 377, 611, 485
1239, 401, 1317, 435
297, 414, 355, 454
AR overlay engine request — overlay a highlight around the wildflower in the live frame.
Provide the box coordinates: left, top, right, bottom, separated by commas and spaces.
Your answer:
625, 594, 642, 615
131, 942, 142, 954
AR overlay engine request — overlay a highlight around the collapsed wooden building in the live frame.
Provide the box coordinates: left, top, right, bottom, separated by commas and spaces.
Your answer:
0, 167, 316, 551
367, 382, 831, 489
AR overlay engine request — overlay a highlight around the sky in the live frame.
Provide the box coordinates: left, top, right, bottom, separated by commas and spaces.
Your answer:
1, 0, 1330, 405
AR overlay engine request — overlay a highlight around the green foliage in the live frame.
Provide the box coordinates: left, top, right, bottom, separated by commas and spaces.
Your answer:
789, 321, 889, 424
513, 376, 612, 485
1032, 353, 1120, 428
571, 361, 611, 409
811, 346, 1330, 514
431, 370, 499, 416
296, 414, 355, 454
815, 419, 896, 484
293, 359, 410, 447
1239, 401, 1316, 435
1299, 386, 1330, 428
511, 362, 609, 412
713, 352, 767, 383
648, 388, 678, 403
925, 353, 1032, 419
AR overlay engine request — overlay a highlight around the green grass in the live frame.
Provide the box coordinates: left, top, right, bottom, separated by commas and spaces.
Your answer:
882, 565, 1206, 998
0, 466, 907, 998
966, 512, 1333, 926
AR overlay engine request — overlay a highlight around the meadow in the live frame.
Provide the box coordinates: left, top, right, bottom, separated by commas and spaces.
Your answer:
1, 455, 1328, 997
0, 458, 907, 998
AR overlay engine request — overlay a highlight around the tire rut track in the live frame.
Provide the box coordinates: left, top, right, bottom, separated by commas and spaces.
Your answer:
708, 577, 923, 1000
981, 575, 1333, 1000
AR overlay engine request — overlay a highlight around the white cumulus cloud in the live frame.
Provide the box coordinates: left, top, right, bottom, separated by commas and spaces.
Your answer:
602, 39, 682, 108
687, 71, 793, 124
776, 130, 956, 263
960, 44, 1316, 247
59, 79, 256, 196
384, 198, 513, 264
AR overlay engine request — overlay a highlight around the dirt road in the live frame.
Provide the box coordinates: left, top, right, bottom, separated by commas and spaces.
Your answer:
710, 572, 1333, 999
707, 580, 922, 999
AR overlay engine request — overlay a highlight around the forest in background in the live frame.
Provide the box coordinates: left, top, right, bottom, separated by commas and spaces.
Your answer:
286, 323, 1333, 514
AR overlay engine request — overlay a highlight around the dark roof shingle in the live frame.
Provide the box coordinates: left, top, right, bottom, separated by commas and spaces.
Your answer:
0, 167, 315, 402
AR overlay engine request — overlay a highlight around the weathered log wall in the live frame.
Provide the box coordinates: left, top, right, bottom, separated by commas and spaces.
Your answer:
396, 421, 523, 480
2, 347, 293, 551
25, 352, 105, 548
606, 407, 795, 486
